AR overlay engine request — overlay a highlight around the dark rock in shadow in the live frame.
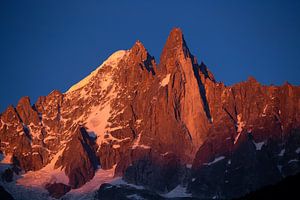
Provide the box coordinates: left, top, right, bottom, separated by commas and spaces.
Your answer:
236, 172, 300, 199
0, 186, 14, 200
45, 182, 71, 199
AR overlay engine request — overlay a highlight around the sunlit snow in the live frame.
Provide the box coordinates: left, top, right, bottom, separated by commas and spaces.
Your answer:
160, 74, 171, 87
66, 50, 127, 93
17, 147, 69, 188
65, 166, 117, 199
234, 114, 246, 144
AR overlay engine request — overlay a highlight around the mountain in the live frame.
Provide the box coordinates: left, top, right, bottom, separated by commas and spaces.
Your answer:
0, 28, 299, 200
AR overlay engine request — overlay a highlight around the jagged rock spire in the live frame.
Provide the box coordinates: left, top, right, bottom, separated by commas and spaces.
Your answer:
160, 28, 192, 73
16, 96, 39, 125
127, 40, 156, 75
127, 40, 154, 64
129, 40, 148, 60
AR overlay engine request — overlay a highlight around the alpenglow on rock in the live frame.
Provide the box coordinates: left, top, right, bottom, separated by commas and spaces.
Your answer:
0, 28, 300, 200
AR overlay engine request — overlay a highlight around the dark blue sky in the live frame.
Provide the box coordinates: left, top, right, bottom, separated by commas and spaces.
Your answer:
1, 0, 300, 112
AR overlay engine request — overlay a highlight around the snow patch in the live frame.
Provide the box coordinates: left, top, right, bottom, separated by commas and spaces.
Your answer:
43, 135, 57, 142
85, 99, 113, 145
261, 104, 268, 117
234, 114, 246, 144
253, 141, 264, 150
17, 147, 69, 188
161, 152, 171, 156
288, 159, 299, 164
136, 119, 142, 128
227, 159, 231, 165
113, 144, 120, 149
295, 147, 300, 154
1, 141, 9, 146
203, 156, 225, 166
132, 133, 150, 149
186, 164, 192, 169
109, 178, 145, 190
278, 149, 285, 156
65, 166, 116, 199
160, 74, 171, 87
162, 185, 191, 198
0, 119, 4, 129
109, 126, 124, 132
126, 194, 145, 200
277, 165, 282, 173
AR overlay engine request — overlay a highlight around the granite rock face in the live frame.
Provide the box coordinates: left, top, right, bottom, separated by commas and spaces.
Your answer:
0, 28, 299, 199
55, 126, 98, 188
123, 151, 183, 192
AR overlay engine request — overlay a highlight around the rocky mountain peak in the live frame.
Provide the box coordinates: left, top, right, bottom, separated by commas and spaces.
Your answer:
17, 96, 31, 107
16, 96, 39, 126
1, 105, 19, 123
125, 40, 156, 76
130, 40, 147, 54
164, 28, 187, 51
128, 40, 151, 62
160, 28, 192, 71
246, 76, 259, 84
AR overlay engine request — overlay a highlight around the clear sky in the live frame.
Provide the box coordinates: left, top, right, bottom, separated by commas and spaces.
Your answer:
0, 0, 300, 112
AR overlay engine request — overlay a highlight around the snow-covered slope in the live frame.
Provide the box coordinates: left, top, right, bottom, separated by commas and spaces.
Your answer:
66, 50, 127, 93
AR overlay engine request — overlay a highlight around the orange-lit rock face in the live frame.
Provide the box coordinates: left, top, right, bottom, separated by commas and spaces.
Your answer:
160, 28, 212, 152
0, 28, 300, 199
